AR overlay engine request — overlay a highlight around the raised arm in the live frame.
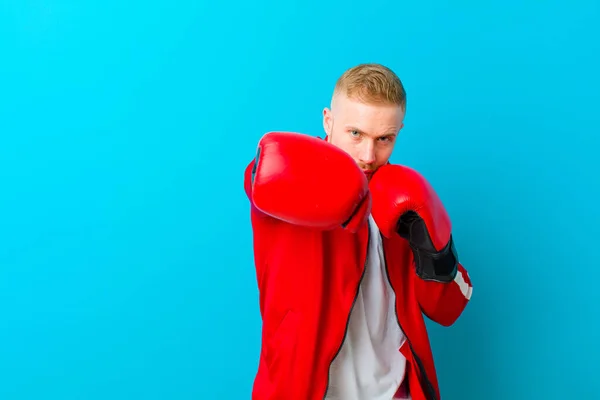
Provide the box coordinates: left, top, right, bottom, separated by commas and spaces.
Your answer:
369, 163, 473, 326
244, 131, 371, 232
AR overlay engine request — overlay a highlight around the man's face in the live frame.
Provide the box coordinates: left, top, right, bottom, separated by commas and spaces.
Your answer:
323, 94, 405, 180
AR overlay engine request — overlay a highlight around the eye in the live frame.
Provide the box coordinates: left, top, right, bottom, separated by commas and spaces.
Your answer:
350, 130, 360, 138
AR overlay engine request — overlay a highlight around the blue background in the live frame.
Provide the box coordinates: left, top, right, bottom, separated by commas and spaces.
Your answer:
1, 0, 599, 399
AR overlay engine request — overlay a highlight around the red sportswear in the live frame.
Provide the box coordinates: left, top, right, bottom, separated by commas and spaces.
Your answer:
244, 134, 473, 400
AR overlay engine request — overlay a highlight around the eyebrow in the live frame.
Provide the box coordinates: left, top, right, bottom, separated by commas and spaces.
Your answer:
345, 125, 398, 137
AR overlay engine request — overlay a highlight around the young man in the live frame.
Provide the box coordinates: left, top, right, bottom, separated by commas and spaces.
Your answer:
244, 63, 473, 400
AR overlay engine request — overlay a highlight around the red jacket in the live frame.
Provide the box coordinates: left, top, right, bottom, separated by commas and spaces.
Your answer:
244, 159, 473, 400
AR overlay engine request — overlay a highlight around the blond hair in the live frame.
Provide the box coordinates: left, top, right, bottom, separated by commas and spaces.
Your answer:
333, 63, 406, 109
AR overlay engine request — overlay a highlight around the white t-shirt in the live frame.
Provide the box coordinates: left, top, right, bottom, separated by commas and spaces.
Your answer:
325, 215, 410, 400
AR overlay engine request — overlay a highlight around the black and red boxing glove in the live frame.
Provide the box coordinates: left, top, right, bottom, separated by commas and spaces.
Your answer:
250, 131, 371, 232
369, 164, 458, 282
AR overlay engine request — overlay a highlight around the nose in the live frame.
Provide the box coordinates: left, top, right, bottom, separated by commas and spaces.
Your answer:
358, 141, 376, 165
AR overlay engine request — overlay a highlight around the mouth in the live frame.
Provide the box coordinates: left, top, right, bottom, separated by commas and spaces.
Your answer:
362, 169, 375, 176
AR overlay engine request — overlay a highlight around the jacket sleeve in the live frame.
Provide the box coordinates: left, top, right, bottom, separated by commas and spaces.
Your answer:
414, 261, 473, 326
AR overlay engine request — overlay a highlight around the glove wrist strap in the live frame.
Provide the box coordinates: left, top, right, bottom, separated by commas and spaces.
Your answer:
410, 235, 459, 283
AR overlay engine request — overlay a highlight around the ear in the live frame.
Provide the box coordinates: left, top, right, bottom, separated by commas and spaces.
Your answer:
322, 107, 332, 138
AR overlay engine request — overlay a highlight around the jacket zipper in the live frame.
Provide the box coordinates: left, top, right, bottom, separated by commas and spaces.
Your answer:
380, 231, 438, 400
321, 224, 371, 400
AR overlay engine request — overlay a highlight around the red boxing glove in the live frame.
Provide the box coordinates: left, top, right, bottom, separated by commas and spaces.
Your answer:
369, 164, 458, 282
250, 131, 370, 232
